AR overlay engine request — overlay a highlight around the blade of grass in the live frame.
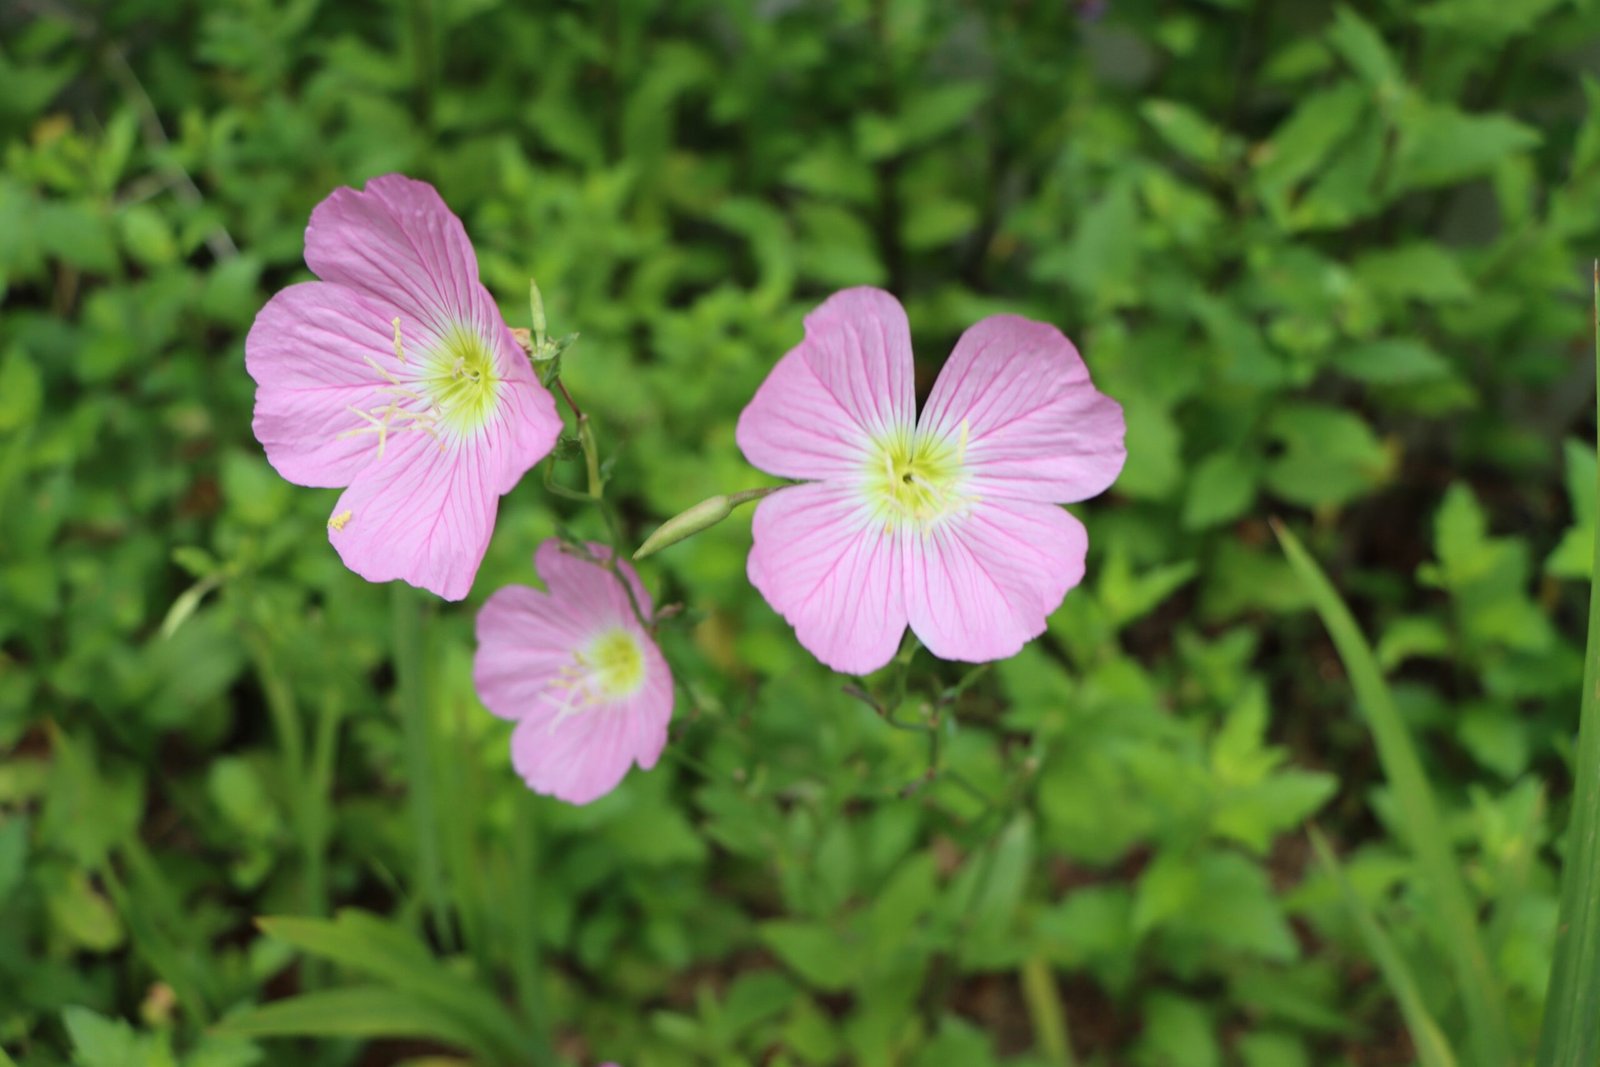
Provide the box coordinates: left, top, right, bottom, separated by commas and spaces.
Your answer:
1537, 264, 1600, 1067
1274, 521, 1511, 1067
506, 791, 553, 1063
1308, 826, 1458, 1067
392, 584, 452, 948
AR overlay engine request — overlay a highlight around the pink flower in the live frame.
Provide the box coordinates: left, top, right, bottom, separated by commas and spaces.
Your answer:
473, 540, 674, 805
736, 288, 1125, 674
246, 174, 561, 600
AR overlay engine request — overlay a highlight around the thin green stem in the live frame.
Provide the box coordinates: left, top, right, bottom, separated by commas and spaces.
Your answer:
391, 584, 452, 949
1537, 264, 1600, 1067
1021, 957, 1077, 1067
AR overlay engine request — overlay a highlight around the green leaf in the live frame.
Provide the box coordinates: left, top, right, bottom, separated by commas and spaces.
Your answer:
1327, 7, 1403, 90
213, 987, 490, 1059
1354, 244, 1474, 304
1263, 404, 1392, 508
1137, 993, 1219, 1067
1548, 440, 1596, 580
1253, 81, 1369, 207
1183, 451, 1259, 530
1338, 339, 1453, 385
0, 348, 42, 432
256, 911, 529, 1061
1142, 99, 1237, 167
1391, 103, 1540, 193
61, 1006, 163, 1067
759, 921, 859, 992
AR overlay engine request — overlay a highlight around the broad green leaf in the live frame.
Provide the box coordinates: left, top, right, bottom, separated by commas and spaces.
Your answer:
758, 921, 859, 992
1142, 99, 1237, 166
1182, 451, 1259, 530
1354, 244, 1474, 304
1263, 404, 1392, 508
1338, 339, 1452, 385
1391, 104, 1540, 192
1327, 7, 1403, 90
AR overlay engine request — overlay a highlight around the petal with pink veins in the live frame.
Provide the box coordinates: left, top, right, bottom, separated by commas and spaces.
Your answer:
327, 429, 497, 601
919, 315, 1126, 504
904, 501, 1087, 663
737, 287, 916, 481
748, 482, 908, 675
304, 174, 490, 337
245, 281, 434, 488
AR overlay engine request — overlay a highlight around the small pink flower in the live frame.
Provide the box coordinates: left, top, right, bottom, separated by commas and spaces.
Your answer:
246, 175, 561, 600
473, 540, 674, 805
737, 287, 1126, 674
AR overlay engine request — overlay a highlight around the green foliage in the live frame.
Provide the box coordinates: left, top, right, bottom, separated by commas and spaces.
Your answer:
3, 0, 1599, 1064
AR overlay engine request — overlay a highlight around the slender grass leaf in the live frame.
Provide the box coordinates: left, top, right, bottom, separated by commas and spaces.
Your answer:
1536, 268, 1600, 1067
1309, 827, 1459, 1067
1274, 521, 1512, 1067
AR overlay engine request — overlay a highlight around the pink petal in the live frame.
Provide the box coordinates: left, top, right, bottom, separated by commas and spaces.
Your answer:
748, 482, 907, 675
535, 539, 655, 626
489, 352, 562, 495
245, 282, 424, 488
473, 585, 590, 722
918, 315, 1125, 504
904, 500, 1087, 663
305, 174, 489, 337
736, 287, 916, 481
327, 429, 498, 601
508, 650, 672, 805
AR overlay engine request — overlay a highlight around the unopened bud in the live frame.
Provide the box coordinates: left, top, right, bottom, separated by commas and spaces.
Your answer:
634, 495, 735, 560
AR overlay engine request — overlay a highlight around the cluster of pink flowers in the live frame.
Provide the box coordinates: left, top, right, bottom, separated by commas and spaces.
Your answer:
248, 175, 1124, 806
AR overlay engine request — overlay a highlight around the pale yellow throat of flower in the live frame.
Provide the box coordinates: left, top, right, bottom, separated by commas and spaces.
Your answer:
865, 419, 975, 531
336, 317, 504, 464
539, 627, 649, 730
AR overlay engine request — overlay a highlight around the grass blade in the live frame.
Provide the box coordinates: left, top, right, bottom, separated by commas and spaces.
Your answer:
392, 585, 451, 946
1536, 264, 1600, 1067
212, 986, 490, 1060
1274, 521, 1511, 1067
1308, 826, 1458, 1067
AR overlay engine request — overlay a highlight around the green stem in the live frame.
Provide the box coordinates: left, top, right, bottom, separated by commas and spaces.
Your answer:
1020, 957, 1077, 1067
391, 584, 452, 948
1537, 265, 1600, 1067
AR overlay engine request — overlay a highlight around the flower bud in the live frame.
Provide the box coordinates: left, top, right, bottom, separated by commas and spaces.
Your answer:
633, 495, 735, 560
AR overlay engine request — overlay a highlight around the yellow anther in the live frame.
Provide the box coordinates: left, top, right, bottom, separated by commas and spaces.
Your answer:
328, 510, 353, 531
392, 317, 406, 363
957, 419, 971, 464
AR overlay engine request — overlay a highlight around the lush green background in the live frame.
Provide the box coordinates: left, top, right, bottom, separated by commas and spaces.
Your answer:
4, 0, 1600, 1064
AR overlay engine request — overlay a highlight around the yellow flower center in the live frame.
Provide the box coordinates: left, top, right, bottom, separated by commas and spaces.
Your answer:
866, 423, 973, 530
583, 628, 647, 699
420, 324, 501, 435
538, 627, 649, 729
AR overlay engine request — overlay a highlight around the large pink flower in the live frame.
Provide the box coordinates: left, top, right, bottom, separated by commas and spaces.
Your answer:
245, 174, 561, 600
737, 288, 1126, 674
473, 540, 674, 805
